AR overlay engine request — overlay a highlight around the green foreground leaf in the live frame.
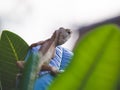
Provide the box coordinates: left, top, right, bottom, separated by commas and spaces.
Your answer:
18, 51, 40, 90
49, 24, 120, 90
0, 30, 29, 90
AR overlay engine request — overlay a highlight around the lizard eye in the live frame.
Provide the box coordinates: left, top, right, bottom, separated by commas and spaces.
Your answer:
68, 31, 71, 34
66, 29, 72, 34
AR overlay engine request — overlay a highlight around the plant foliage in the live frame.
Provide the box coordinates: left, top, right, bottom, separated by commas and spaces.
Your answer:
0, 30, 29, 90
0, 24, 120, 90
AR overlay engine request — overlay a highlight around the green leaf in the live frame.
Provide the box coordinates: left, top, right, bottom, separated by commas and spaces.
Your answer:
49, 24, 120, 90
0, 80, 2, 90
18, 51, 40, 90
0, 30, 29, 90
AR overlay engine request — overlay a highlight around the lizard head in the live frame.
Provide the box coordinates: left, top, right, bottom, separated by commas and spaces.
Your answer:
52, 27, 72, 46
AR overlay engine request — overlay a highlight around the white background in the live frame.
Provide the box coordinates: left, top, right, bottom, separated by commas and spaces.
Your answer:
0, 0, 120, 50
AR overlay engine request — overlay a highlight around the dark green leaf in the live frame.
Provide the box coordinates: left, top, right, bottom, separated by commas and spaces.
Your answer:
0, 30, 29, 90
0, 80, 2, 90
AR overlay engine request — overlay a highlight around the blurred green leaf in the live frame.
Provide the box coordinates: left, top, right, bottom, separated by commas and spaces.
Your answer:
49, 24, 120, 90
0, 30, 29, 90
